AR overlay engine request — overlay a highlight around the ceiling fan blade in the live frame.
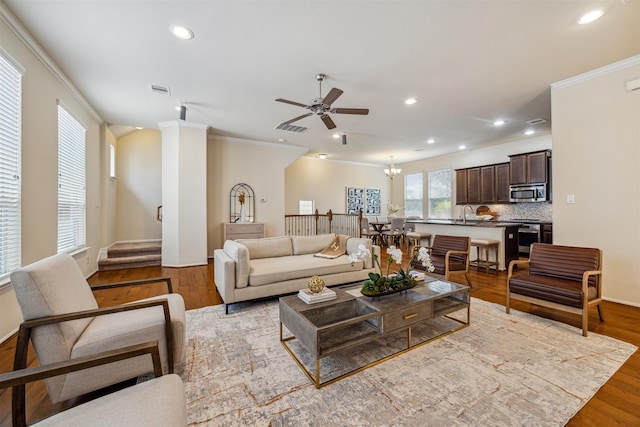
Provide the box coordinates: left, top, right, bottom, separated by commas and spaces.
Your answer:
282, 112, 312, 125
322, 88, 343, 106
331, 108, 369, 115
275, 98, 310, 109
320, 114, 336, 130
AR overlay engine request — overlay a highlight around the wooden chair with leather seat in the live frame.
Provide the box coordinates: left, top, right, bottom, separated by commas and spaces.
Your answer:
412, 234, 471, 286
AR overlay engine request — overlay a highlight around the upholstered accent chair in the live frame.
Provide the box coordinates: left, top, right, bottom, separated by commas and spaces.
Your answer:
507, 243, 603, 336
412, 234, 471, 285
9, 253, 186, 422
0, 341, 187, 426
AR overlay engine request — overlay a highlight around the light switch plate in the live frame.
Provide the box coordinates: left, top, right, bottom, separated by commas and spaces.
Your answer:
566, 194, 575, 204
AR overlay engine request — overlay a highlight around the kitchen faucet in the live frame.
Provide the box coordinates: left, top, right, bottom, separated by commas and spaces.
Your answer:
462, 205, 473, 224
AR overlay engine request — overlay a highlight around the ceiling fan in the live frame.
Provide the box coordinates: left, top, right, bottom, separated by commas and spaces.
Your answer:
275, 73, 369, 130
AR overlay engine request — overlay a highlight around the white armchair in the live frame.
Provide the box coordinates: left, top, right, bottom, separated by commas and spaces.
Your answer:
9, 253, 186, 423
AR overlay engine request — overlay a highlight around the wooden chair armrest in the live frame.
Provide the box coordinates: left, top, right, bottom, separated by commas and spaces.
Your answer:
91, 277, 173, 293
507, 259, 530, 281
582, 270, 602, 296
4, 341, 162, 427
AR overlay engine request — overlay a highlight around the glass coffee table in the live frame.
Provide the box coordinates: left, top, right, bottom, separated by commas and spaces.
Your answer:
279, 278, 470, 388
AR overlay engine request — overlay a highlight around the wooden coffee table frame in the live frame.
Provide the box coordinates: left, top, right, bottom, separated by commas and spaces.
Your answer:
279, 280, 470, 388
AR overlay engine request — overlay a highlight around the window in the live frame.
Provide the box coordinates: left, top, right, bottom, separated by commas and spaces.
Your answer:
0, 54, 22, 277
109, 144, 116, 178
299, 200, 314, 215
428, 168, 452, 219
57, 104, 86, 253
404, 173, 423, 218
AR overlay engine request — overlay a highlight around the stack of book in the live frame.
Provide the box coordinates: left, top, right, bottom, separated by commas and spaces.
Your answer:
409, 270, 426, 281
298, 287, 337, 304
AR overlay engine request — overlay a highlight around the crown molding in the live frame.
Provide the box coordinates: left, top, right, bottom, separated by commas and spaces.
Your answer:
551, 54, 640, 89
0, 2, 103, 123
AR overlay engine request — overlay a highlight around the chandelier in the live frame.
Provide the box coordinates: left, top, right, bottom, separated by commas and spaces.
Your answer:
384, 155, 402, 179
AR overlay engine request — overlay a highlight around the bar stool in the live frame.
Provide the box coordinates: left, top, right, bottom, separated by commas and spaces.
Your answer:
470, 238, 499, 272
404, 225, 432, 249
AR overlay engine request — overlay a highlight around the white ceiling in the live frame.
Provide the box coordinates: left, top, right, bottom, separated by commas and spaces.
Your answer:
3, 0, 639, 166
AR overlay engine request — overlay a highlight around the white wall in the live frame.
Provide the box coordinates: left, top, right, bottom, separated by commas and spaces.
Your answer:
551, 55, 640, 306
0, 13, 108, 340
285, 157, 390, 216
207, 136, 307, 252
116, 129, 162, 241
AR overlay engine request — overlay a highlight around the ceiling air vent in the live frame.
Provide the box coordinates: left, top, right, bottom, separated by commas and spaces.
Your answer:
275, 123, 308, 133
526, 118, 547, 125
150, 84, 171, 95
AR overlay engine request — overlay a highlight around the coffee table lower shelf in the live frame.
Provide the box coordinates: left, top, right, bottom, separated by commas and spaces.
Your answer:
279, 281, 470, 388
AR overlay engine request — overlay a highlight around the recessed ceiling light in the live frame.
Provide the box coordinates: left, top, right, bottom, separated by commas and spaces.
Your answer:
427, 138, 435, 144
458, 145, 466, 150
404, 98, 418, 105
332, 133, 341, 139
493, 119, 506, 126
169, 24, 194, 40
578, 10, 604, 25
278, 138, 287, 143
318, 153, 327, 160
135, 127, 144, 130
524, 129, 535, 136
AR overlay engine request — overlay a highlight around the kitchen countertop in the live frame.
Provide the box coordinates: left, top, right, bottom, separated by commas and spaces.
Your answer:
406, 219, 527, 228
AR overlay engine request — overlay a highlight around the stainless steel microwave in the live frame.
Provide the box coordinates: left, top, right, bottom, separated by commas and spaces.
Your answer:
509, 184, 548, 202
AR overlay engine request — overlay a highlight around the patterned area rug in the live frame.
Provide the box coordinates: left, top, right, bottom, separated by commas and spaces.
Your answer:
179, 298, 636, 426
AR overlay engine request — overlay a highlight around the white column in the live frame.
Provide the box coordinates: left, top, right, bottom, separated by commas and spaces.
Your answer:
159, 120, 208, 267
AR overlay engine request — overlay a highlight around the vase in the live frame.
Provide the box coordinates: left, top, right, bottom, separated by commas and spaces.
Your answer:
239, 204, 246, 222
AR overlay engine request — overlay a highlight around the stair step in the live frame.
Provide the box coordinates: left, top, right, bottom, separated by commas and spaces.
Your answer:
107, 242, 161, 258
98, 253, 161, 271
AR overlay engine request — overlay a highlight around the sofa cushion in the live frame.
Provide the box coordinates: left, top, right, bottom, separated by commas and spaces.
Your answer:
223, 240, 250, 288
291, 233, 336, 255
236, 236, 293, 259
248, 254, 363, 287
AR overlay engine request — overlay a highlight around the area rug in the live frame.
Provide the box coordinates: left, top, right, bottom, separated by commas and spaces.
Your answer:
179, 298, 636, 426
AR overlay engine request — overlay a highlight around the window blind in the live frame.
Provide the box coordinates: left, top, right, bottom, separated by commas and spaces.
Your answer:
0, 54, 22, 276
57, 105, 86, 253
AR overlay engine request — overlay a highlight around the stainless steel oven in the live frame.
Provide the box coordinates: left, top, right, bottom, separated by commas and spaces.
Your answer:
509, 184, 548, 203
516, 223, 541, 255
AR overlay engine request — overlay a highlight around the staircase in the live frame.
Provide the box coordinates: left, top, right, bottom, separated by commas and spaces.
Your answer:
98, 241, 162, 271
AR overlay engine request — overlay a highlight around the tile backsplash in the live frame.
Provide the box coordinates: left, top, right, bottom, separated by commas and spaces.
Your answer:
457, 203, 553, 222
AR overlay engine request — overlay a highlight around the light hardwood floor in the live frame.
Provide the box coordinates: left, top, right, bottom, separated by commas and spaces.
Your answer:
1, 250, 638, 426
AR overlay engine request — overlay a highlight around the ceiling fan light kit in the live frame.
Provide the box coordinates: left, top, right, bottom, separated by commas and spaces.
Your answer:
275, 73, 369, 130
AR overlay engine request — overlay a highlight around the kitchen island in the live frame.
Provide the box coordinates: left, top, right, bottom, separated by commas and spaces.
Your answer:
407, 219, 521, 271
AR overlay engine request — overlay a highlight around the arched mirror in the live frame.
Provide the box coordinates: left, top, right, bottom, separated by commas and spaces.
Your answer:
230, 183, 255, 223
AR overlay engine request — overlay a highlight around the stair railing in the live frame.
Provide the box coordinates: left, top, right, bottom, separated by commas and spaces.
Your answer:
284, 209, 362, 237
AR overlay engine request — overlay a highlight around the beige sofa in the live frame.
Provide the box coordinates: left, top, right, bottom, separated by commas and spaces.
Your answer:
214, 233, 380, 313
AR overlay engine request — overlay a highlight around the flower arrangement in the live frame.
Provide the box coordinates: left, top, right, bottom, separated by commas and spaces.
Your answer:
238, 191, 245, 205
387, 201, 403, 214
349, 244, 434, 296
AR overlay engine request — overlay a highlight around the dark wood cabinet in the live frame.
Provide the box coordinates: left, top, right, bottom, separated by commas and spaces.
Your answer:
495, 162, 510, 203
509, 150, 550, 185
527, 151, 548, 184
480, 166, 496, 203
467, 167, 481, 204
456, 169, 468, 205
542, 223, 553, 244
509, 154, 527, 185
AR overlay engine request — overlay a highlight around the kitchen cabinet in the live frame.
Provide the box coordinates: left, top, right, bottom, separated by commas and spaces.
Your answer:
509, 150, 551, 185
480, 166, 496, 203
495, 162, 511, 203
467, 168, 481, 204
542, 223, 553, 244
456, 169, 468, 205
